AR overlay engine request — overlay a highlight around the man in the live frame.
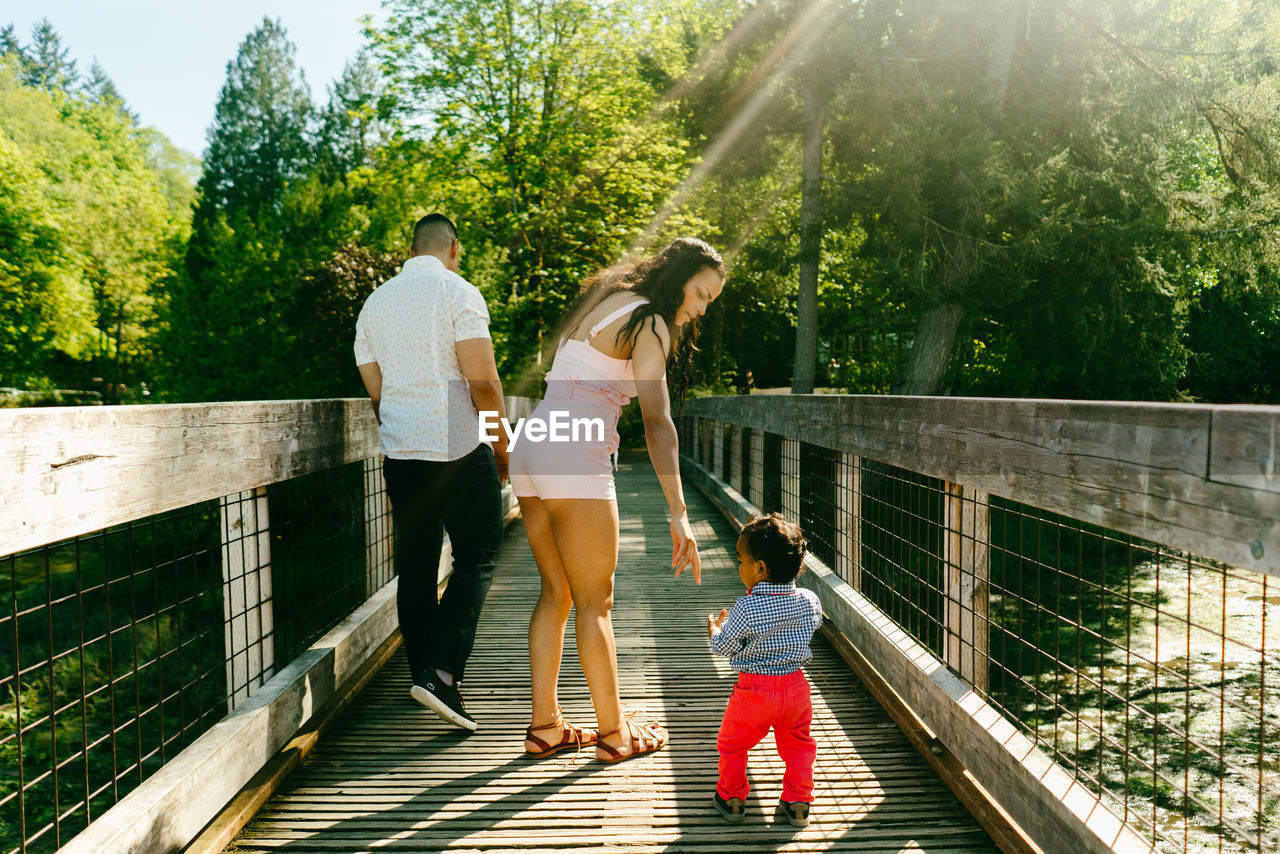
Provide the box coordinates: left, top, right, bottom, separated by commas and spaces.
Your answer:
354, 213, 509, 731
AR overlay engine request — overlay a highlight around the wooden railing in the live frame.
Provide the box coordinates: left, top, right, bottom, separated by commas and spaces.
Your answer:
0, 398, 530, 854
680, 394, 1279, 854
5, 394, 1275, 853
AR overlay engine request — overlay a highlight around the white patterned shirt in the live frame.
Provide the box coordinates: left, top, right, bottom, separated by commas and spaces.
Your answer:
353, 255, 491, 461
709, 581, 823, 675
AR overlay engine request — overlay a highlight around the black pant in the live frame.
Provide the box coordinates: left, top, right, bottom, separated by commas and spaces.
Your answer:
383, 445, 502, 684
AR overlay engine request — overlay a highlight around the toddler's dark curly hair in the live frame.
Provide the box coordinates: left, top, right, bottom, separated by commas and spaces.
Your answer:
739, 513, 807, 583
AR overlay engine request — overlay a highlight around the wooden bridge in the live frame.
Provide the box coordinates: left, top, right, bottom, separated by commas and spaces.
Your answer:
3, 395, 1277, 854
223, 454, 995, 853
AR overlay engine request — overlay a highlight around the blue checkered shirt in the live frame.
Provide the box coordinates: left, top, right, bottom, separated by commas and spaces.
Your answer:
708, 581, 823, 675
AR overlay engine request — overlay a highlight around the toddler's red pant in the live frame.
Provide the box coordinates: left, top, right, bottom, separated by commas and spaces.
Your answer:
716, 670, 816, 804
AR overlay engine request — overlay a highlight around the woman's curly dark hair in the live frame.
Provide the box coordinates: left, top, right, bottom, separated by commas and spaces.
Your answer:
553, 237, 725, 412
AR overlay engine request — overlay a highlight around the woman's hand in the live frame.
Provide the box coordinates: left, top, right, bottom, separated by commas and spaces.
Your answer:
671, 512, 701, 584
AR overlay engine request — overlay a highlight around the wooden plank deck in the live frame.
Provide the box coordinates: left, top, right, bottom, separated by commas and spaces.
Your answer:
227, 454, 996, 853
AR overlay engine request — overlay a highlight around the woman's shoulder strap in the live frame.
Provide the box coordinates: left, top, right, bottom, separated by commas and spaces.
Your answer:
586, 298, 651, 341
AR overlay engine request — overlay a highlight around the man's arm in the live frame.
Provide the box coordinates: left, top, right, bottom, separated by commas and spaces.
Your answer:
456, 337, 509, 479
358, 362, 383, 424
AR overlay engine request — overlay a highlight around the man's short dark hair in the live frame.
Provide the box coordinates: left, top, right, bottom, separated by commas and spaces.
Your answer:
739, 513, 807, 583
413, 213, 457, 255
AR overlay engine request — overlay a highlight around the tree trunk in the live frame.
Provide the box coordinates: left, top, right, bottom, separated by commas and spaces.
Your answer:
707, 300, 725, 388
792, 80, 823, 394
892, 9, 1018, 397
985, 3, 1019, 114
892, 302, 963, 395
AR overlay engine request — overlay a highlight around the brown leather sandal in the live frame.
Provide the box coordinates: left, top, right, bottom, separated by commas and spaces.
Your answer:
595, 714, 668, 764
524, 706, 598, 759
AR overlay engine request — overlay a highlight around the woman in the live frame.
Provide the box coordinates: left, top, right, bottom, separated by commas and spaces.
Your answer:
510, 237, 726, 762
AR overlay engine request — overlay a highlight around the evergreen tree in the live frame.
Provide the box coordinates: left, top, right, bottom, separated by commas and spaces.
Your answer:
82, 58, 136, 121
26, 18, 77, 92
167, 17, 314, 400
0, 24, 33, 79
194, 17, 311, 221
316, 50, 393, 177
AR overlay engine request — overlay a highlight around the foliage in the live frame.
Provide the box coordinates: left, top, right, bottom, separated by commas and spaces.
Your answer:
164, 18, 317, 401
0, 52, 191, 395
288, 244, 402, 397
6, 1, 1280, 407
372, 0, 741, 384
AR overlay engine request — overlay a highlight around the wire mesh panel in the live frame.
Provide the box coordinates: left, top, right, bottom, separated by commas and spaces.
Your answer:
762, 432, 783, 514
986, 498, 1280, 854
799, 443, 838, 570
0, 454, 394, 854
676, 399, 1280, 853
220, 489, 273, 710
0, 505, 225, 854
858, 459, 947, 659
363, 458, 395, 596
267, 462, 369, 666
720, 422, 733, 481
697, 418, 714, 471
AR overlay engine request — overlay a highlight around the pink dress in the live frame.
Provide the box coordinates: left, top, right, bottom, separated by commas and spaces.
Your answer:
508, 299, 649, 501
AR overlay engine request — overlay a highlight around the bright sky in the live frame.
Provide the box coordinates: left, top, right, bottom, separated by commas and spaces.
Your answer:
6, 1, 382, 157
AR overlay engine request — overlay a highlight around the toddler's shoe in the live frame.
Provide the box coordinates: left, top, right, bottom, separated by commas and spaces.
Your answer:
713, 792, 746, 824
775, 799, 811, 827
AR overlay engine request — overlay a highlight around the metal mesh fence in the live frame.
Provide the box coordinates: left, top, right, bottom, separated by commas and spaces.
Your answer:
679, 414, 1279, 853
268, 461, 370, 665
856, 460, 947, 660
985, 498, 1279, 853
0, 504, 225, 853
0, 457, 394, 854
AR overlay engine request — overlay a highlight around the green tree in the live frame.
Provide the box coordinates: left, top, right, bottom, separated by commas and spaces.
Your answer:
26, 17, 77, 93
374, 0, 728, 380
288, 243, 402, 397
0, 24, 32, 80
82, 58, 136, 122
193, 18, 311, 220
167, 18, 314, 400
0, 133, 63, 386
315, 49, 394, 178
0, 57, 191, 395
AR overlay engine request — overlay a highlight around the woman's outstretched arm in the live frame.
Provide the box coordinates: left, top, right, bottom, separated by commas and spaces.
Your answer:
633, 320, 701, 584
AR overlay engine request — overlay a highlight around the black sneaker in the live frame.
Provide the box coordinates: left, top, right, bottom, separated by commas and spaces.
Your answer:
713, 792, 746, 824
410, 679, 477, 731
774, 799, 811, 827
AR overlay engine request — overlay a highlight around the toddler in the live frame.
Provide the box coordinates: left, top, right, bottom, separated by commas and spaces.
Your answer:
707, 512, 823, 827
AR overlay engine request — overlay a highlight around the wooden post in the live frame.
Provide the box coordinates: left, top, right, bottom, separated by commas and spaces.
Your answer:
836, 452, 861, 590
220, 487, 274, 712
943, 483, 990, 693
712, 420, 726, 479
729, 425, 744, 493
782, 438, 801, 523
700, 419, 713, 470
749, 430, 765, 507
363, 457, 393, 597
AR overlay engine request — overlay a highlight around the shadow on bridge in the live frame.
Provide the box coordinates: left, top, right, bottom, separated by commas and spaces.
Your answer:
228, 453, 995, 853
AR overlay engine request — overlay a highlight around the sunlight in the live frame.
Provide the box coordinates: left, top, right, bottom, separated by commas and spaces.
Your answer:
630, 0, 837, 255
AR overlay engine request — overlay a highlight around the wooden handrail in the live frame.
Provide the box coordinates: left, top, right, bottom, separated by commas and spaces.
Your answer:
0, 395, 538, 557
683, 394, 1280, 576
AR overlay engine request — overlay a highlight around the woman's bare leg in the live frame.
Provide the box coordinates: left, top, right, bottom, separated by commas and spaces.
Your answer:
542, 498, 630, 750
520, 496, 574, 744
